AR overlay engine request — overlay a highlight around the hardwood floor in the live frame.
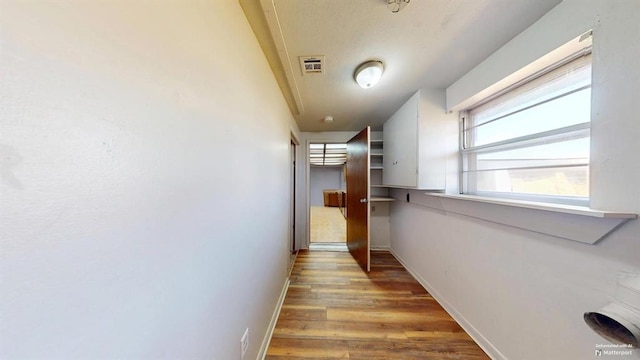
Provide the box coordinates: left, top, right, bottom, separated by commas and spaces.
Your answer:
266, 250, 489, 359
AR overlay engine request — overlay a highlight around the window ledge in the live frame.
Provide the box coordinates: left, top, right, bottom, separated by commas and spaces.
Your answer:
430, 193, 637, 219
406, 192, 637, 244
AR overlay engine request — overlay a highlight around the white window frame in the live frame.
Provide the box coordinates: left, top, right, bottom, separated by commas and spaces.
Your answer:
460, 48, 592, 206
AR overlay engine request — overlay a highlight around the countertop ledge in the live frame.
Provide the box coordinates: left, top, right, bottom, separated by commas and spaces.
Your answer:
389, 191, 638, 244
426, 193, 637, 219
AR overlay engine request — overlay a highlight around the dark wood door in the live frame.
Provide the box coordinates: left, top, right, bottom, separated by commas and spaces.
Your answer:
346, 127, 370, 272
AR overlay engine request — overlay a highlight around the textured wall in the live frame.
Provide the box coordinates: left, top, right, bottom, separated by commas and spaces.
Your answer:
0, 1, 296, 358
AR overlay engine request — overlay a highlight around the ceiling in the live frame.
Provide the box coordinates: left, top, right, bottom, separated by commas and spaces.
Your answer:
241, 0, 561, 132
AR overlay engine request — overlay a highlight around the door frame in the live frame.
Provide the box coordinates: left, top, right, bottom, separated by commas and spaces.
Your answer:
302, 133, 360, 249
290, 132, 301, 252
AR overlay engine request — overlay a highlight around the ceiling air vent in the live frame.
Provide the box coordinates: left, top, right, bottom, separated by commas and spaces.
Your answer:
299, 56, 325, 75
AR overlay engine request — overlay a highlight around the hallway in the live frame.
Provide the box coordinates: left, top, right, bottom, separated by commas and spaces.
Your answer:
266, 250, 489, 359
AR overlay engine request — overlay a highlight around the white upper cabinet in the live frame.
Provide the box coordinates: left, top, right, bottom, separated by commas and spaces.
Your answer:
383, 89, 456, 189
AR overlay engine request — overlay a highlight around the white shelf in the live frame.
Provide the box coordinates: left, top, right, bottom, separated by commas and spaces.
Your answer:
429, 193, 637, 219
369, 138, 391, 248
371, 197, 395, 202
398, 192, 638, 244
371, 139, 390, 200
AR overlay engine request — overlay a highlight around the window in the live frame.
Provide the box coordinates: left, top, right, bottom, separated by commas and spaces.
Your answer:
461, 50, 592, 205
309, 143, 347, 166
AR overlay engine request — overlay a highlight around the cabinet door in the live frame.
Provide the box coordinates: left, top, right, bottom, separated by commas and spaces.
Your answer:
383, 93, 419, 187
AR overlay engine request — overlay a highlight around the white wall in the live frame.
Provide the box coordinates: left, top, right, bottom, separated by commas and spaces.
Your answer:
0, 1, 297, 359
370, 202, 391, 249
309, 167, 344, 206
392, 1, 640, 359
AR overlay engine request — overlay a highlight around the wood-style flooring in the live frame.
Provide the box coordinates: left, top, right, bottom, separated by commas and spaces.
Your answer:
266, 250, 489, 359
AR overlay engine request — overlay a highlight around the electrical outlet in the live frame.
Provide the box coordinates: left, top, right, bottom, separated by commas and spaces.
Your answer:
240, 328, 249, 359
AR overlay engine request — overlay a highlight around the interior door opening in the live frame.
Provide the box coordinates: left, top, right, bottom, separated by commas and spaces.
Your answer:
308, 142, 347, 251
289, 137, 299, 275
290, 139, 297, 253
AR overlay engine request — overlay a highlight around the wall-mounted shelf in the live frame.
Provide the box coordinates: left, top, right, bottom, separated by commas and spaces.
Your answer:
371, 197, 395, 202
392, 191, 636, 244
432, 193, 637, 219
369, 137, 392, 248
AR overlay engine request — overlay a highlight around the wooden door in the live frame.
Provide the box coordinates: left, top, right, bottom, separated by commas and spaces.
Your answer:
346, 127, 370, 272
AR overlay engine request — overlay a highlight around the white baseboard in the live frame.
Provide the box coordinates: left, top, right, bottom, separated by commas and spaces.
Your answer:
389, 249, 506, 360
257, 278, 290, 360
370, 245, 391, 251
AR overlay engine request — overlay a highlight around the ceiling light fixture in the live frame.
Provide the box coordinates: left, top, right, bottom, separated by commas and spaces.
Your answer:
354, 60, 384, 89
324, 115, 334, 123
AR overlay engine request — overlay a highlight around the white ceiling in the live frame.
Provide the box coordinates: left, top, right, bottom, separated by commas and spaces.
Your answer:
242, 0, 561, 132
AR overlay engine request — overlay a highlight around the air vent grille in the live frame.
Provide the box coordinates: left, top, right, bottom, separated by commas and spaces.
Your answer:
299, 56, 325, 75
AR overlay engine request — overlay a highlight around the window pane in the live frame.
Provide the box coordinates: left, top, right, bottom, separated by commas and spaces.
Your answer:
470, 166, 589, 197
466, 137, 589, 172
325, 143, 347, 150
468, 88, 590, 147
325, 149, 347, 154
470, 57, 591, 126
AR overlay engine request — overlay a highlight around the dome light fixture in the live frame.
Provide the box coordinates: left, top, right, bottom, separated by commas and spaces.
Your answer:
354, 60, 384, 89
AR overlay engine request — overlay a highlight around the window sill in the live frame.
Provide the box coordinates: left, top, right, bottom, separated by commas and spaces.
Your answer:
430, 193, 636, 219
404, 192, 637, 244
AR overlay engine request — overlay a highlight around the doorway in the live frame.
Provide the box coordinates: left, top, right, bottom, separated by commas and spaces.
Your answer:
308, 143, 347, 249
289, 136, 299, 274
290, 139, 297, 253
